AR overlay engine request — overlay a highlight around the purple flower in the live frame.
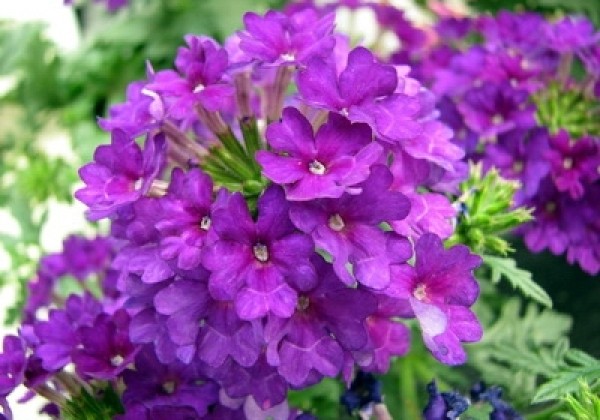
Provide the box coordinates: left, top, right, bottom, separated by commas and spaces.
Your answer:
33, 293, 103, 371
62, 235, 112, 281
545, 16, 599, 53
121, 347, 219, 419
484, 128, 550, 202
75, 130, 166, 221
217, 355, 288, 410
423, 381, 469, 420
264, 257, 378, 387
203, 186, 315, 319
388, 234, 482, 364
0, 336, 26, 398
147, 36, 234, 117
289, 165, 410, 289
297, 46, 398, 115
257, 108, 382, 200
458, 83, 536, 138
545, 130, 600, 200
72, 310, 137, 380
238, 9, 335, 65
476, 11, 550, 54
99, 65, 169, 136
155, 168, 218, 270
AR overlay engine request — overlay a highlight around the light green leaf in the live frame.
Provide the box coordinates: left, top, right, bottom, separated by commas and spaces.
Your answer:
533, 366, 600, 403
483, 255, 553, 308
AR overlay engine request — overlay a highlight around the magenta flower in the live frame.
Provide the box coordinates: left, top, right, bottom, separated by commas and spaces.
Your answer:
75, 130, 166, 221
147, 36, 234, 117
238, 9, 335, 65
388, 234, 482, 364
257, 108, 382, 200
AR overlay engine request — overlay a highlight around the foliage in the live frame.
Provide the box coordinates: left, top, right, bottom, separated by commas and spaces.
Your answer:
448, 164, 533, 256
483, 255, 553, 308
62, 384, 124, 420
468, 297, 572, 408
555, 380, 600, 420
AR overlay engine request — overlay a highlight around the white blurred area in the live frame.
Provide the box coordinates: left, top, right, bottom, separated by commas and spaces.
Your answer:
0, 2, 84, 418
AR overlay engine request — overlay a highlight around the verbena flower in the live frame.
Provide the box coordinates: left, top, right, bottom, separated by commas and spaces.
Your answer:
0, 4, 490, 418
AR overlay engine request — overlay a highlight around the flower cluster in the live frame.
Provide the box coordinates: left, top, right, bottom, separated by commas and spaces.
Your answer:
0, 5, 485, 419
406, 11, 600, 274
297, 1, 600, 275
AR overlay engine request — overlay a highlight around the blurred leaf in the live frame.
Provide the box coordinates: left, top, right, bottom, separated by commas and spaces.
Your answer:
533, 353, 600, 403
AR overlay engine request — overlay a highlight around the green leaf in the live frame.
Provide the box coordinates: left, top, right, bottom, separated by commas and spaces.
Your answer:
483, 255, 553, 308
533, 353, 600, 403
467, 298, 572, 407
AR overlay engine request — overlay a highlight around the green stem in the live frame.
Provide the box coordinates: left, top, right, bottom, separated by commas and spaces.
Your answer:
240, 117, 263, 169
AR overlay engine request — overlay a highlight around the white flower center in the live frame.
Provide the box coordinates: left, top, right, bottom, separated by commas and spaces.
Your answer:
308, 160, 326, 175
200, 215, 211, 230
253, 243, 269, 262
111, 355, 124, 366
563, 157, 573, 170
328, 214, 345, 232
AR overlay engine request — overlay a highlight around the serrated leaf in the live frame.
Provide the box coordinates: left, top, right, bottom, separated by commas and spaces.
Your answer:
533, 366, 600, 403
483, 255, 553, 308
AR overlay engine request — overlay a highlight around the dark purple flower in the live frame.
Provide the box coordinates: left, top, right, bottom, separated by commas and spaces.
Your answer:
257, 108, 382, 200
484, 128, 550, 202
388, 234, 482, 364
264, 256, 378, 387
458, 83, 536, 138
423, 381, 469, 420
545, 130, 600, 200
121, 347, 219, 419
216, 355, 288, 411
75, 130, 166, 221
340, 371, 382, 415
289, 165, 410, 289
203, 186, 315, 319
72, 309, 138, 380
297, 46, 398, 114
99, 64, 169, 136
